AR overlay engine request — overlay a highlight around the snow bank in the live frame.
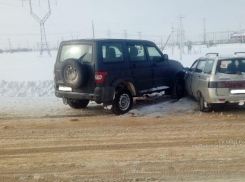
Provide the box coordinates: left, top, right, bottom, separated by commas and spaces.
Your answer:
126, 97, 199, 117
0, 80, 54, 97
0, 51, 57, 81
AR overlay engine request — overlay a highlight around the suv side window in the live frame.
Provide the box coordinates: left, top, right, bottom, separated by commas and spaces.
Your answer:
195, 60, 206, 73
127, 45, 146, 61
146, 46, 162, 61
102, 43, 124, 62
203, 59, 214, 74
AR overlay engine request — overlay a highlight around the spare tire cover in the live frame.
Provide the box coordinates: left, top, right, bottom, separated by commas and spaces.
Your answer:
60, 59, 88, 88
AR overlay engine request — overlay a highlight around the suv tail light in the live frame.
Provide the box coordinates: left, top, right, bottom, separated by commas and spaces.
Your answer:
95, 72, 108, 83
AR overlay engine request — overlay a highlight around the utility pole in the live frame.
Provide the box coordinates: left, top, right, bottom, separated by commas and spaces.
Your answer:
240, 22, 243, 44
172, 24, 174, 55
178, 14, 184, 60
92, 21, 95, 39
203, 19, 206, 45
107, 29, 111, 38
22, 0, 28, 6
124, 30, 128, 39
8, 38, 12, 53
26, 41, 29, 52
29, 0, 51, 57
36, 42, 39, 52
161, 37, 163, 50
137, 31, 142, 39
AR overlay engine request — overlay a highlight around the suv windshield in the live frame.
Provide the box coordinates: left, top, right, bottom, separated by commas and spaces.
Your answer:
59, 44, 92, 62
217, 59, 245, 74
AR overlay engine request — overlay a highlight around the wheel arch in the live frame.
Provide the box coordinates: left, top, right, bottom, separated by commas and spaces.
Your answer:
170, 70, 185, 88
112, 78, 137, 96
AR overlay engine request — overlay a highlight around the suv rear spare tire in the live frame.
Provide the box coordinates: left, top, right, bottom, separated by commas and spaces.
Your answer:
112, 88, 133, 115
61, 59, 88, 88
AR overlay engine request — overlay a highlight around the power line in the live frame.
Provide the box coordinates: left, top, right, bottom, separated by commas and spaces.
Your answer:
178, 14, 185, 61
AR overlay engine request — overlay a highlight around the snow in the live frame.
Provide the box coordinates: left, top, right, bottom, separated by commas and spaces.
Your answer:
164, 43, 245, 68
0, 43, 245, 116
0, 51, 57, 81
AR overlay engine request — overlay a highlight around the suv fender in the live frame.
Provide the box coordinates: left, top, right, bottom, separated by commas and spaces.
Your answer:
170, 70, 185, 98
170, 70, 185, 87
111, 77, 137, 97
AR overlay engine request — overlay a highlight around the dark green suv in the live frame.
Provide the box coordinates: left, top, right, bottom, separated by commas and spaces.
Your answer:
54, 39, 185, 115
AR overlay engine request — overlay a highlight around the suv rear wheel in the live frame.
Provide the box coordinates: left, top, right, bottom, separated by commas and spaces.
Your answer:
112, 88, 133, 115
68, 99, 90, 109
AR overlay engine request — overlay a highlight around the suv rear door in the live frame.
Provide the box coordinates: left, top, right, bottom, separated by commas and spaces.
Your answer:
54, 42, 95, 93
98, 42, 129, 86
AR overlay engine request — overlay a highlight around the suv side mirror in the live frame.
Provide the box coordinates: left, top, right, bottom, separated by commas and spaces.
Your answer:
163, 54, 168, 61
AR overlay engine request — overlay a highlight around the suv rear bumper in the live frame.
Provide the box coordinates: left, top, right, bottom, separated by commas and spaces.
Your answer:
55, 86, 114, 103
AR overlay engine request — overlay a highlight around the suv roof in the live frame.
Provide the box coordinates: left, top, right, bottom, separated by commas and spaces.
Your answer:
60, 39, 156, 45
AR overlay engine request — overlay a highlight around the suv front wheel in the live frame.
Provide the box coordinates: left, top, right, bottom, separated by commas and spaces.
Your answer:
112, 88, 133, 115
68, 99, 90, 109
172, 77, 185, 99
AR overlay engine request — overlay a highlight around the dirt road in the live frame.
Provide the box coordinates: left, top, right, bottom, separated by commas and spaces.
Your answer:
1, 97, 245, 181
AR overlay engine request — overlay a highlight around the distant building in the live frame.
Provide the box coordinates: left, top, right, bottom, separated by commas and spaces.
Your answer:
230, 33, 245, 41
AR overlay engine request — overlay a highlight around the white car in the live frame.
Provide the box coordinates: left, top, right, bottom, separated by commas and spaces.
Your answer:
185, 52, 245, 111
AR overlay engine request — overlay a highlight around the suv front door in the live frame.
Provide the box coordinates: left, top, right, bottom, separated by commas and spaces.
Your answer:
146, 46, 170, 88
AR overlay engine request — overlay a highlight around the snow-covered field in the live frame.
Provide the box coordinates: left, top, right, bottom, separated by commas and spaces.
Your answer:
0, 43, 244, 116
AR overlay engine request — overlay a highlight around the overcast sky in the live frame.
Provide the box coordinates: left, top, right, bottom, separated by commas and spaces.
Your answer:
0, 0, 244, 50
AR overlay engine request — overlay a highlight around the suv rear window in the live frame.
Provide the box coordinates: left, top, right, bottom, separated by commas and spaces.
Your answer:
217, 59, 245, 74
127, 45, 146, 62
59, 44, 92, 62
102, 43, 124, 62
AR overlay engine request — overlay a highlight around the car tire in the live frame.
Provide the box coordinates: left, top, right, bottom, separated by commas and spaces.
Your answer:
61, 59, 88, 89
171, 77, 185, 99
68, 99, 90, 109
199, 94, 211, 112
112, 88, 133, 115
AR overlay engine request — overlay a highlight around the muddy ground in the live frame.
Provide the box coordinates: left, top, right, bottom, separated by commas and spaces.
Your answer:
0, 96, 245, 182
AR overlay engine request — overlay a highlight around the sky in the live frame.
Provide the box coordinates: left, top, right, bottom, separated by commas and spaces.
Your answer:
0, 0, 244, 50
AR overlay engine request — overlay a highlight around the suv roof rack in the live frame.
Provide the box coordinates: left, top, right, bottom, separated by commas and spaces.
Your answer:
234, 52, 245, 55
205, 53, 219, 57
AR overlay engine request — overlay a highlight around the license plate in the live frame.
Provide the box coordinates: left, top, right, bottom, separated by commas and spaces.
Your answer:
59, 86, 72, 91
230, 89, 245, 94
